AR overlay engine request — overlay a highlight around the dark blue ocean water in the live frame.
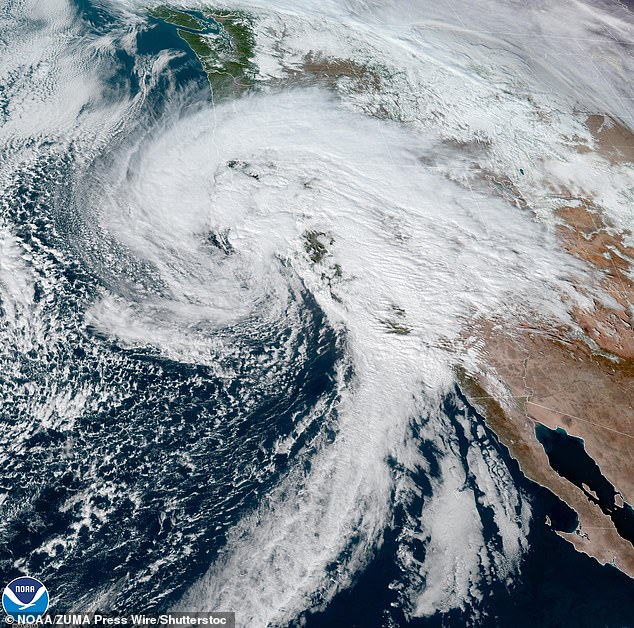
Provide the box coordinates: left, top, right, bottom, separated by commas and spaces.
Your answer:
1, 2, 633, 626
306, 397, 634, 627
0, 3, 344, 612
535, 424, 634, 546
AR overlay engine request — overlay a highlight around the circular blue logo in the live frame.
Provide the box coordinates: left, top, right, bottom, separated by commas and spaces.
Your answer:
2, 577, 49, 620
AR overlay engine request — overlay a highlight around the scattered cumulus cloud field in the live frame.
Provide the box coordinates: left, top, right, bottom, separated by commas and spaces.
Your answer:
1, 0, 633, 624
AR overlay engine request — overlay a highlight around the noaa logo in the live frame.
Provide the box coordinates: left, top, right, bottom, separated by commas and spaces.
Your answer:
2, 577, 49, 620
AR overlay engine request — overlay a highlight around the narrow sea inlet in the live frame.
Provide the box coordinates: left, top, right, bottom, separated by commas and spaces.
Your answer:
535, 423, 634, 546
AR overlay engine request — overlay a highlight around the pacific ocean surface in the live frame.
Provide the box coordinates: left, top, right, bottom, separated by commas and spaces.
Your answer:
1, 1, 633, 626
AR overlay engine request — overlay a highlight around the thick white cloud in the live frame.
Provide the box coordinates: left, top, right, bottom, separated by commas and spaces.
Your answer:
1, 0, 632, 624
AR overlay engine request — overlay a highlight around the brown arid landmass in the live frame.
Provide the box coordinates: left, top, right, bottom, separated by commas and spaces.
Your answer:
281, 52, 382, 93
458, 326, 634, 578
458, 113, 634, 578
582, 114, 634, 164
301, 53, 381, 88
557, 203, 634, 359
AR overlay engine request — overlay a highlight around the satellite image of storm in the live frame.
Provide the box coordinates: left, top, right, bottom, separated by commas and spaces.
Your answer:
1, 0, 634, 626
